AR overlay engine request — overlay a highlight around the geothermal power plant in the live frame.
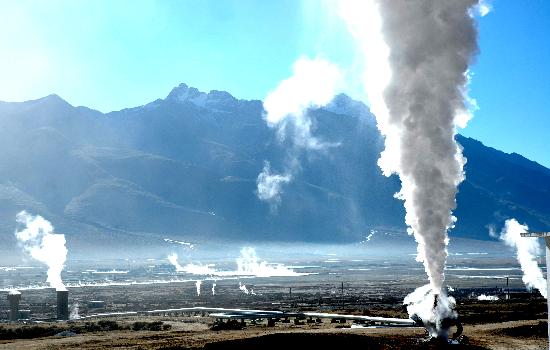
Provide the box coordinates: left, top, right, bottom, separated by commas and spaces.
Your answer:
6, 290, 69, 322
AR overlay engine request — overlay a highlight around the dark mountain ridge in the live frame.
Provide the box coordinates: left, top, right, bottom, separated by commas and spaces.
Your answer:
0, 84, 548, 255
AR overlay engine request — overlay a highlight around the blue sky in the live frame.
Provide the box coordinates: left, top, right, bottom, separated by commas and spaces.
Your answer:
0, 0, 549, 168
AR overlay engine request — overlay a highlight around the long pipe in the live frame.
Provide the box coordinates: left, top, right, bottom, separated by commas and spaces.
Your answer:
80, 306, 416, 325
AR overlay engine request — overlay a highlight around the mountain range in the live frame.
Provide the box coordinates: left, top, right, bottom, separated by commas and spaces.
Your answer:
1, 83, 548, 256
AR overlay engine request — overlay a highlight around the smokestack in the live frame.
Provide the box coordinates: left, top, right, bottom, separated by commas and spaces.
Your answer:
7, 291, 21, 321
57, 290, 69, 320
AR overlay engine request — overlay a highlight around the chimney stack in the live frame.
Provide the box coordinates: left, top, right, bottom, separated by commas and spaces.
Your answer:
7, 292, 21, 321
56, 290, 69, 320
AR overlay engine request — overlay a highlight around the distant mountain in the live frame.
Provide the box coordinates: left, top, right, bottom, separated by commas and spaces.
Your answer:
0, 84, 548, 255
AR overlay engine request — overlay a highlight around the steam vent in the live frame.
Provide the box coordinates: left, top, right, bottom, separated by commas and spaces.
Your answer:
7, 292, 21, 321
57, 290, 69, 320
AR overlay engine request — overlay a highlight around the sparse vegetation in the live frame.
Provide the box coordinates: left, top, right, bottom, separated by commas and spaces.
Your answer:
0, 320, 171, 341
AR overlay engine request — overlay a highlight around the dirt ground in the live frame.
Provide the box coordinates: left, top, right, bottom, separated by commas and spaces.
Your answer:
0, 315, 546, 350
0, 276, 547, 349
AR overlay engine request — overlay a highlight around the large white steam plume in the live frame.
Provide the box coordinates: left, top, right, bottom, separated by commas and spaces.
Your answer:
15, 211, 68, 291
257, 57, 342, 208
337, 0, 480, 337
404, 284, 457, 338
500, 219, 547, 298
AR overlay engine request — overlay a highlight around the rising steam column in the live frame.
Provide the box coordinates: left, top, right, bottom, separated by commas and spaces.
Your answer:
521, 231, 550, 350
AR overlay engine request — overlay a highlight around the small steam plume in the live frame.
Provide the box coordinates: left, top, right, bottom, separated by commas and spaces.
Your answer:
195, 280, 202, 296
256, 161, 291, 207
477, 294, 498, 301
238, 282, 255, 295
360, 230, 376, 244
15, 211, 68, 291
167, 253, 185, 272
164, 238, 194, 249
167, 249, 305, 277
236, 247, 301, 277
70, 303, 80, 320
211, 283, 216, 296
499, 219, 547, 298
337, 0, 481, 337
257, 57, 342, 209
167, 253, 217, 275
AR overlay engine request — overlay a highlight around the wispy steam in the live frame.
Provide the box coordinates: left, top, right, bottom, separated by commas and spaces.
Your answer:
239, 282, 255, 295
195, 280, 202, 296
360, 230, 376, 244
15, 211, 68, 291
337, 0, 480, 337
167, 253, 185, 272
167, 253, 217, 275
235, 247, 302, 277
167, 248, 305, 278
211, 283, 216, 296
499, 219, 547, 298
263, 56, 342, 149
477, 294, 498, 301
164, 238, 195, 249
256, 161, 292, 209
70, 303, 81, 320
257, 57, 342, 208
475, 0, 492, 17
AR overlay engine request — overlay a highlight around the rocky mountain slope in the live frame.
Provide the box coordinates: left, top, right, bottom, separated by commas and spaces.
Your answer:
0, 84, 548, 253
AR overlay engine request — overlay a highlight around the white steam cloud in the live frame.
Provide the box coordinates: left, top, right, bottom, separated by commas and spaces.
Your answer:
164, 238, 195, 249
167, 253, 185, 272
477, 294, 498, 301
167, 248, 305, 278
257, 57, 342, 208
15, 211, 68, 291
235, 247, 302, 277
337, 0, 480, 337
239, 281, 255, 295
476, 0, 492, 17
211, 283, 216, 296
195, 280, 202, 296
263, 56, 342, 149
256, 161, 292, 208
70, 303, 81, 320
499, 219, 547, 298
404, 284, 456, 338
167, 253, 217, 275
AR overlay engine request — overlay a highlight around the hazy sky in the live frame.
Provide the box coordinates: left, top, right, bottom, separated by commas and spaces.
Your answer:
0, 0, 548, 167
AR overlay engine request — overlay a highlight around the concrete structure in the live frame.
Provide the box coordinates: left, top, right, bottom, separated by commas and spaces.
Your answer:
521, 231, 550, 350
56, 290, 69, 320
19, 310, 31, 320
7, 291, 21, 321
88, 300, 106, 309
